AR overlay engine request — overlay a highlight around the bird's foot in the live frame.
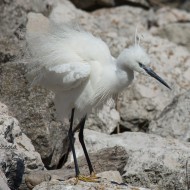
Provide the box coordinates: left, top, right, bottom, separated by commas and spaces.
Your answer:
75, 174, 100, 184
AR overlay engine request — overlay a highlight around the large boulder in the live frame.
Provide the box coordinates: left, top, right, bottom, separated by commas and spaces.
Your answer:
149, 89, 190, 142
25, 146, 128, 188
33, 177, 150, 190
150, 7, 190, 51
0, 60, 69, 169
0, 102, 44, 189
66, 129, 190, 190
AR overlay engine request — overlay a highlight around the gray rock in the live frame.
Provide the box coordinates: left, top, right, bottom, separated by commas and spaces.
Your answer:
180, 0, 190, 12
97, 170, 123, 183
25, 146, 128, 188
86, 103, 120, 134
0, 102, 9, 115
150, 7, 190, 51
0, 102, 44, 190
148, 0, 188, 9
33, 176, 150, 190
0, 61, 69, 169
0, 170, 10, 190
0, 0, 51, 37
149, 89, 190, 142
153, 23, 190, 52
67, 129, 190, 190
149, 7, 190, 27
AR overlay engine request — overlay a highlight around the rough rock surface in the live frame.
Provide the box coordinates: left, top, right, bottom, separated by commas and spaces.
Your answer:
25, 146, 128, 188
150, 7, 190, 52
0, 170, 10, 190
0, 103, 44, 190
149, 89, 190, 142
153, 22, 190, 52
33, 177, 150, 190
0, 60, 69, 169
86, 103, 120, 134
67, 129, 190, 190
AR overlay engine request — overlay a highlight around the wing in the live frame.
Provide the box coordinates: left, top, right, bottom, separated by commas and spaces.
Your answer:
25, 21, 112, 91
31, 62, 91, 91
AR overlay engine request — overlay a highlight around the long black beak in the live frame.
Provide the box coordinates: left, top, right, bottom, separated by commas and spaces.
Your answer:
143, 66, 171, 90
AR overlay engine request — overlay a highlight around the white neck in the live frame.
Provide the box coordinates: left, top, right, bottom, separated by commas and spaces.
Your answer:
115, 62, 134, 92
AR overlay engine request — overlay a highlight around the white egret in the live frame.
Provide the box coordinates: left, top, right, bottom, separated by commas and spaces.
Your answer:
26, 23, 171, 182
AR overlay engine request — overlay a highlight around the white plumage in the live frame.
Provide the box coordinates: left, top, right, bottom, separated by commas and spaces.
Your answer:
26, 23, 170, 121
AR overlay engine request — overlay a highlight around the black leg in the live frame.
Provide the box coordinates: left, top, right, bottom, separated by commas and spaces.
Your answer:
78, 115, 94, 175
68, 108, 80, 177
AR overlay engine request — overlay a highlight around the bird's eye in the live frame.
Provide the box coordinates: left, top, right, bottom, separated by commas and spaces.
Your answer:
138, 62, 143, 68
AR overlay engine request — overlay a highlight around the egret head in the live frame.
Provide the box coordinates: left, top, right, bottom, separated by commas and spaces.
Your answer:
117, 45, 171, 89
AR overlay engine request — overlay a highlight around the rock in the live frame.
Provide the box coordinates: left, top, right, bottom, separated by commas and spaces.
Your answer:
33, 177, 150, 190
0, 102, 44, 190
0, 61, 69, 169
67, 129, 190, 190
25, 146, 128, 188
49, 0, 88, 24
184, 68, 190, 81
152, 23, 190, 52
0, 102, 9, 115
0, 0, 52, 37
91, 5, 148, 56
180, 0, 190, 12
148, 0, 188, 9
65, 146, 128, 175
86, 103, 120, 134
0, 170, 10, 190
149, 89, 190, 142
149, 7, 190, 51
149, 7, 190, 27
97, 170, 123, 183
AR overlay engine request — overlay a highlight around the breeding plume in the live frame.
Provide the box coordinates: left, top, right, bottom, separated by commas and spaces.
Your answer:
26, 23, 171, 182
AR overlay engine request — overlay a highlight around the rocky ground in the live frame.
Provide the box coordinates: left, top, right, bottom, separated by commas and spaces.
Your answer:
0, 0, 190, 189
